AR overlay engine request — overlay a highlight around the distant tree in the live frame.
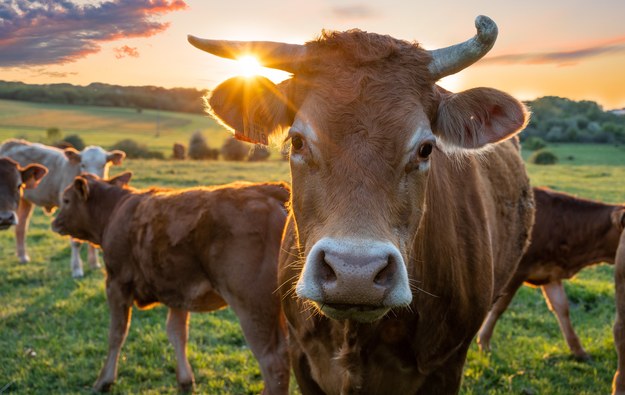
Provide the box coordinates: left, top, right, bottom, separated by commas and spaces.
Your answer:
110, 139, 164, 159
62, 134, 85, 150
248, 145, 271, 161
188, 131, 213, 160
522, 136, 546, 151
172, 143, 186, 160
529, 150, 558, 165
221, 137, 250, 161
46, 127, 62, 142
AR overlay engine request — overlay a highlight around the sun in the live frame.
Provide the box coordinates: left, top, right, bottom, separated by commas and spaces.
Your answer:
236, 55, 263, 77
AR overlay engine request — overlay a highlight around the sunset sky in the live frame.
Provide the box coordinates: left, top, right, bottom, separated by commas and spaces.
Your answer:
1, 0, 625, 109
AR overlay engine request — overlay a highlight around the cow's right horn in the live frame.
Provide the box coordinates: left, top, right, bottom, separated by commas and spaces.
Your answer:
427, 15, 498, 80
187, 36, 306, 73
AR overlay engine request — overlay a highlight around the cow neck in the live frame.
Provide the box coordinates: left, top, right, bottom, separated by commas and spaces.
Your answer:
87, 183, 133, 246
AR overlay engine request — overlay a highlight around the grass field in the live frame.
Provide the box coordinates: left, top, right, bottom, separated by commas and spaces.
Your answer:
1, 99, 625, 394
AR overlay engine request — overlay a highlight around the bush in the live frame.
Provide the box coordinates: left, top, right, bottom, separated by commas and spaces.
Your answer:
188, 131, 214, 160
529, 149, 558, 165
46, 127, 61, 142
523, 136, 546, 151
110, 139, 164, 159
172, 143, 186, 160
62, 134, 86, 150
221, 137, 250, 161
248, 145, 271, 161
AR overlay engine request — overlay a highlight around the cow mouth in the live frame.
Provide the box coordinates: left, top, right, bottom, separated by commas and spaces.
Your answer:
318, 303, 391, 323
0, 222, 13, 230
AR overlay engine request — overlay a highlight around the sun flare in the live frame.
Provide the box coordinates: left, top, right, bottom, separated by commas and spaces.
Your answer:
236, 55, 263, 77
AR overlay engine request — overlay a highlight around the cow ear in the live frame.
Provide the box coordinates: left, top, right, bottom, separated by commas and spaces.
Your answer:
64, 147, 82, 164
614, 208, 625, 231
208, 76, 293, 145
107, 150, 126, 166
20, 164, 48, 189
433, 86, 529, 149
74, 177, 89, 201
108, 172, 132, 187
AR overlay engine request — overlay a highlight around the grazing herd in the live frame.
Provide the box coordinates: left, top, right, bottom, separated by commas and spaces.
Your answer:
0, 15, 623, 395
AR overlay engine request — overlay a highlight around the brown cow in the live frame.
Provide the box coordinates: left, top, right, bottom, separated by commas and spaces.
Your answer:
478, 187, 625, 360
613, 224, 625, 394
51, 173, 290, 394
0, 157, 47, 230
189, 15, 534, 394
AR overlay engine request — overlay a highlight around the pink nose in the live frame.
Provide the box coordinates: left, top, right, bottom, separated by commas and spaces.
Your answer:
296, 238, 412, 307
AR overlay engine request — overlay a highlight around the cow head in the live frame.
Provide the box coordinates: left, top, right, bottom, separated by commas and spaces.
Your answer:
52, 172, 132, 241
64, 146, 126, 178
0, 158, 47, 230
189, 16, 528, 322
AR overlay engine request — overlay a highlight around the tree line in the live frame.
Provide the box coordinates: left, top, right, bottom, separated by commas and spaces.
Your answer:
1, 81, 624, 143
0, 80, 207, 114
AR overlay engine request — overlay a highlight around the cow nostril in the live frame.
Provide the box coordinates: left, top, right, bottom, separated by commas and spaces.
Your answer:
320, 252, 337, 283
374, 256, 397, 287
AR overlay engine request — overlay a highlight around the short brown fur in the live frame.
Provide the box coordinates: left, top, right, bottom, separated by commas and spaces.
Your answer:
52, 174, 290, 394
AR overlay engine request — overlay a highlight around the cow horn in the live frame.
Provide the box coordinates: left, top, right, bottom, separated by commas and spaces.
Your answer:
187, 35, 306, 73
427, 15, 498, 80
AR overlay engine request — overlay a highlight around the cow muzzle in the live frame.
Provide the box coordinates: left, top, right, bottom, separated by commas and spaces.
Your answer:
0, 211, 17, 230
296, 237, 412, 322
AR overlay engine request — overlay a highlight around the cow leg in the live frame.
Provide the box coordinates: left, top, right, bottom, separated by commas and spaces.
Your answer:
613, 243, 625, 395
477, 275, 525, 353
228, 299, 289, 395
88, 245, 101, 269
70, 238, 84, 278
166, 308, 195, 393
15, 198, 34, 263
94, 279, 133, 392
541, 280, 590, 361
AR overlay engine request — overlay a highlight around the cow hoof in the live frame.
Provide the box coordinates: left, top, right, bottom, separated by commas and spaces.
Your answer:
90, 261, 102, 269
178, 380, 194, 393
93, 380, 113, 393
574, 352, 591, 362
18, 255, 30, 264
72, 270, 85, 279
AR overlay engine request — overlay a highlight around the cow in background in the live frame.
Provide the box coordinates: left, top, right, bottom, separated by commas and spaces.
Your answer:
0, 139, 124, 277
614, 229, 625, 394
189, 15, 534, 393
0, 157, 47, 230
478, 187, 625, 360
52, 173, 290, 394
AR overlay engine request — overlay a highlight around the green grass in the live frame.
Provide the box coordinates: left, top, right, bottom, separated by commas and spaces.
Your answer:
1, 101, 624, 394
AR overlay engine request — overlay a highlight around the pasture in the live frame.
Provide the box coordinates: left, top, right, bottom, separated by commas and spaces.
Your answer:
1, 99, 625, 394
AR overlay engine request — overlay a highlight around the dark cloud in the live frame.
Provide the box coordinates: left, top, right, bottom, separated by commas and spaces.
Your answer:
331, 4, 377, 20
0, 0, 187, 67
114, 45, 140, 59
482, 38, 625, 66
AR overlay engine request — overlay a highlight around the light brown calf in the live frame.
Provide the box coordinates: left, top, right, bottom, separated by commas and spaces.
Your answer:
478, 187, 625, 360
0, 157, 47, 230
51, 173, 290, 394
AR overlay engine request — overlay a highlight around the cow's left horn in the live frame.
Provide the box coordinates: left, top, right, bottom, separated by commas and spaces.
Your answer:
427, 15, 498, 80
187, 36, 306, 73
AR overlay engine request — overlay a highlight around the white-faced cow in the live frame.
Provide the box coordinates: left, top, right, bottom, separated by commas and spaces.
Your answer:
51, 173, 290, 393
0, 139, 125, 277
478, 186, 625, 360
189, 15, 534, 394
0, 157, 47, 230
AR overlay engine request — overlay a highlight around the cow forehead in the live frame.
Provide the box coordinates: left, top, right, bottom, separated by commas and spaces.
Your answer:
0, 159, 19, 183
81, 146, 108, 164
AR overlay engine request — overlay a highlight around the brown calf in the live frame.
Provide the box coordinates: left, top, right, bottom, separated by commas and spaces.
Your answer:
0, 157, 47, 230
190, 15, 534, 393
478, 187, 625, 360
51, 173, 290, 394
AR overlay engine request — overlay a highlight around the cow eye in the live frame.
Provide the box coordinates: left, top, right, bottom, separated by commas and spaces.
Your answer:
63, 198, 70, 205
418, 141, 434, 160
291, 134, 305, 152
